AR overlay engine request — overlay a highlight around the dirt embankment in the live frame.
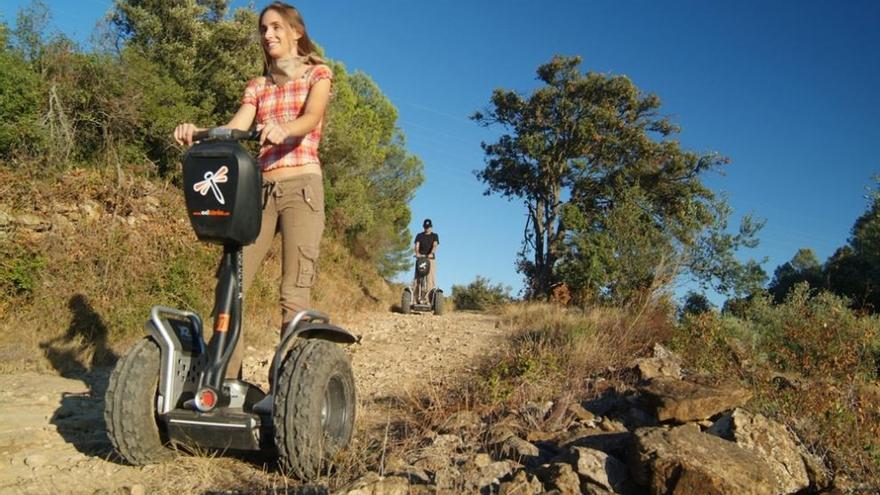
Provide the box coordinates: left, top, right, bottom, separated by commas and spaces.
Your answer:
0, 310, 505, 494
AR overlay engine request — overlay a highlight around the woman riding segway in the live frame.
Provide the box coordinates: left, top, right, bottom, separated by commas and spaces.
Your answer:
104, 2, 354, 479
174, 1, 331, 381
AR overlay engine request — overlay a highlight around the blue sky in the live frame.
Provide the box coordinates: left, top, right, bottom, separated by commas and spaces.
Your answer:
4, 0, 879, 304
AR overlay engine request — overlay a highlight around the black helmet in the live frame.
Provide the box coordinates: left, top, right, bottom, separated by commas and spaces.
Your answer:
423, 218, 432, 228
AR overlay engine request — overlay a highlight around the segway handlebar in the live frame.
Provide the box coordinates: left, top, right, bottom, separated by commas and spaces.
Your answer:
192, 128, 260, 142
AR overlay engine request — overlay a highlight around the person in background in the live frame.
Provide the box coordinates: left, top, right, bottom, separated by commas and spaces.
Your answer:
414, 218, 439, 295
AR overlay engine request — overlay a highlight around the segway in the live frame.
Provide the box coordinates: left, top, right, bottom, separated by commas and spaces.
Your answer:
104, 128, 357, 480
401, 255, 444, 315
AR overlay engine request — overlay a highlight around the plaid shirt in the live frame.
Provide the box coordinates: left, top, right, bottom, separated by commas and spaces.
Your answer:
242, 64, 332, 171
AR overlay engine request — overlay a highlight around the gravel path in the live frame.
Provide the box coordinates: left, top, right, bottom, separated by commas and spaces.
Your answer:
0, 310, 504, 494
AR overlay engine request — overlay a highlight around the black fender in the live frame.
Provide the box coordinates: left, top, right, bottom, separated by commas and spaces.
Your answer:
288, 322, 359, 344
270, 310, 360, 393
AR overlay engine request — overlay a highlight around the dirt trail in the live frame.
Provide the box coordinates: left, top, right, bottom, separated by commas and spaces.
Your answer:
0, 310, 505, 494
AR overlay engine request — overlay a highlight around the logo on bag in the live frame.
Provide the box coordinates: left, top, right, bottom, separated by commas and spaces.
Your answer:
192, 209, 231, 217
193, 166, 228, 205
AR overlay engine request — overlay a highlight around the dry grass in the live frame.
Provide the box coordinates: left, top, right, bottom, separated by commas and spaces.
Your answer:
472, 301, 673, 409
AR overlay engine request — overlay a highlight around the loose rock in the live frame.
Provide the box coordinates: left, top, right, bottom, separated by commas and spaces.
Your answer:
24, 454, 48, 468
438, 410, 482, 434
498, 470, 543, 495
536, 462, 581, 495
637, 377, 752, 423
708, 408, 810, 494
633, 424, 778, 494
570, 447, 629, 492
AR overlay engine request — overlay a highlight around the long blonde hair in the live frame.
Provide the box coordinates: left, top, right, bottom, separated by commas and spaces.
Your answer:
258, 2, 323, 80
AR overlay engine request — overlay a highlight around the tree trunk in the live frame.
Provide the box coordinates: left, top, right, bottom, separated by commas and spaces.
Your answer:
533, 198, 548, 299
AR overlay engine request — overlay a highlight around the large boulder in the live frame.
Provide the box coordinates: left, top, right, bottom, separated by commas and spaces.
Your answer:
637, 377, 752, 423
633, 424, 779, 494
707, 409, 810, 494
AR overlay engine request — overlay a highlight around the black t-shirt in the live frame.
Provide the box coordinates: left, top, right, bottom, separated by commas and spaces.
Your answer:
414, 232, 439, 255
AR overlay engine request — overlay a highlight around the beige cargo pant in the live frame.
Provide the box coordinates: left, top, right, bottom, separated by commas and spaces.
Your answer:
226, 173, 325, 379
413, 257, 436, 302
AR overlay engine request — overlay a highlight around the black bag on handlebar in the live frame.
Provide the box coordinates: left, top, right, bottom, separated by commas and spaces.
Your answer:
415, 256, 431, 278
183, 141, 262, 245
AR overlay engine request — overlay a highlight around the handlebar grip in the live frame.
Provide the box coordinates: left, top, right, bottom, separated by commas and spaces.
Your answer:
228, 129, 261, 141
192, 128, 260, 142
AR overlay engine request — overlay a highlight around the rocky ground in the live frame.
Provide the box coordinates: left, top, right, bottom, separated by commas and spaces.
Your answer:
0, 310, 506, 494
334, 345, 840, 495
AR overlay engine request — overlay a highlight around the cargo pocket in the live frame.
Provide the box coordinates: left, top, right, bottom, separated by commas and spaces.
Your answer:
296, 245, 319, 287
303, 182, 323, 213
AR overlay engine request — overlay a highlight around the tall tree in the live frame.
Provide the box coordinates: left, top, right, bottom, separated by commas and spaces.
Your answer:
473, 55, 762, 303
0, 20, 46, 157
320, 66, 423, 275
679, 290, 714, 319
768, 248, 824, 303
110, 0, 260, 169
825, 181, 880, 310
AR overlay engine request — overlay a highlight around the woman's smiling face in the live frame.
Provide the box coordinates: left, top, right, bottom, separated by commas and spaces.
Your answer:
260, 8, 300, 60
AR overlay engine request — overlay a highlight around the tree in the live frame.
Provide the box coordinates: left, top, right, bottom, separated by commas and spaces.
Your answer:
824, 181, 880, 311
110, 0, 260, 170
473, 55, 762, 303
679, 290, 714, 319
768, 248, 824, 303
451, 276, 512, 310
109, 1, 424, 271
320, 65, 424, 275
0, 20, 46, 157
3, 0, 423, 275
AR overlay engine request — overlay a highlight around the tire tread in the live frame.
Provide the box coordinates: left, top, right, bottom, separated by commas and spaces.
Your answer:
273, 340, 355, 479
104, 338, 173, 465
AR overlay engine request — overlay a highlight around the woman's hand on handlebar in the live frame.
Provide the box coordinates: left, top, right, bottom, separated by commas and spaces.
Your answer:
259, 122, 289, 146
173, 123, 205, 146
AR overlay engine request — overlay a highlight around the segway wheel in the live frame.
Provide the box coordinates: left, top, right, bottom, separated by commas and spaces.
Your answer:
274, 339, 356, 480
433, 290, 445, 316
104, 338, 174, 465
401, 290, 412, 315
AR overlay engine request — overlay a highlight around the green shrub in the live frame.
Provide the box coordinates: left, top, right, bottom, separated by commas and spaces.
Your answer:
0, 41, 45, 157
745, 284, 878, 380
675, 284, 880, 380
0, 244, 45, 301
451, 276, 512, 310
